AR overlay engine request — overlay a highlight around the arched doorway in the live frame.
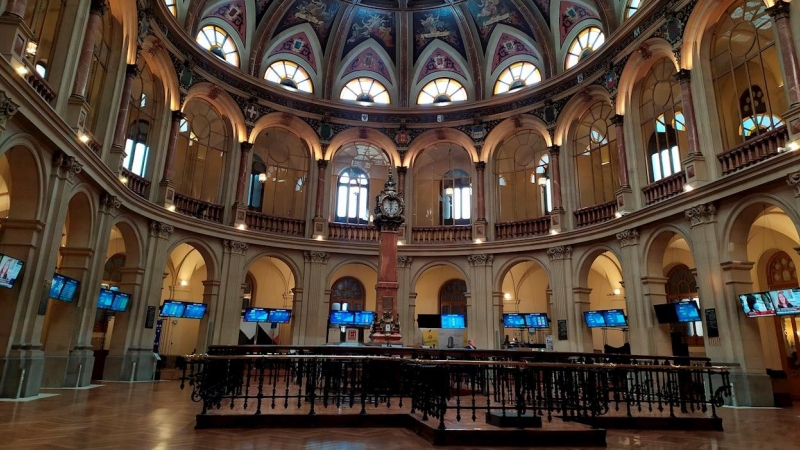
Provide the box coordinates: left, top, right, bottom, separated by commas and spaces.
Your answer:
583, 251, 627, 353
326, 263, 376, 344
665, 265, 704, 354
766, 251, 800, 400
499, 261, 550, 347
413, 264, 469, 348
241, 256, 296, 345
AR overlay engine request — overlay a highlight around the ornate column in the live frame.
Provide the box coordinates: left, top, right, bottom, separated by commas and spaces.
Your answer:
611, 115, 635, 213
3, 0, 28, 18
109, 64, 139, 173
615, 229, 649, 354
232, 142, 253, 228
789, 172, 800, 213
210, 240, 249, 346
396, 166, 407, 195
295, 251, 330, 345
675, 69, 709, 186
312, 159, 328, 238
548, 145, 566, 232
768, 1, 800, 106
157, 110, 185, 208
396, 256, 414, 345
371, 170, 404, 344
467, 254, 496, 348
472, 162, 488, 242
546, 245, 575, 351
72, 0, 108, 99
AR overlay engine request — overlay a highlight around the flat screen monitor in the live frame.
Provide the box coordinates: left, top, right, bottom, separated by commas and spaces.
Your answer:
97, 288, 115, 309
243, 307, 268, 322
110, 292, 130, 312
268, 309, 291, 324
58, 277, 79, 302
769, 289, 800, 316
675, 301, 701, 322
49, 273, 66, 299
602, 309, 628, 327
417, 314, 440, 328
584, 310, 607, 328
653, 303, 678, 324
525, 313, 549, 329
0, 254, 24, 289
160, 300, 185, 318
441, 314, 466, 329
353, 311, 375, 327
503, 313, 526, 328
182, 302, 207, 319
739, 292, 777, 317
330, 310, 355, 326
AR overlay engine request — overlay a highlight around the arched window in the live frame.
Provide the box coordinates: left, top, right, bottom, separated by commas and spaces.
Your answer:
573, 101, 618, 207
331, 277, 366, 311
23, 0, 65, 80
494, 131, 551, 222
340, 78, 390, 104
103, 253, 126, 284
712, 0, 786, 149
123, 62, 161, 177
165, 0, 177, 16
248, 129, 309, 218
86, 10, 114, 134
331, 143, 391, 225
439, 279, 467, 317
494, 62, 542, 95
414, 143, 472, 226
767, 251, 798, 289
565, 27, 605, 70
173, 98, 229, 203
196, 25, 240, 67
665, 265, 703, 345
265, 60, 313, 93
640, 58, 687, 183
625, 0, 641, 18
335, 167, 370, 224
418, 78, 467, 104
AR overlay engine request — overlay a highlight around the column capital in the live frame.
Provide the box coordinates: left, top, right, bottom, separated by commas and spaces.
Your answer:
52, 150, 83, 182
317, 159, 329, 170
548, 144, 560, 156
149, 220, 173, 239
547, 245, 572, 261
223, 239, 248, 255
125, 64, 140, 79
0, 90, 19, 132
90, 0, 109, 16
100, 192, 121, 213
675, 68, 691, 84
240, 142, 253, 152
467, 254, 493, 267
616, 228, 639, 247
475, 161, 486, 171
685, 202, 716, 227
171, 110, 186, 122
611, 114, 624, 126
766, 0, 790, 20
397, 255, 412, 268
787, 170, 800, 196
396, 166, 408, 175
303, 251, 329, 264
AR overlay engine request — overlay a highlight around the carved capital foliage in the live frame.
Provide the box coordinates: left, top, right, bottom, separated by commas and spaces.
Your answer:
52, 151, 83, 182
685, 203, 717, 227
149, 220, 173, 239
467, 254, 494, 267
767, 0, 790, 21
397, 256, 413, 268
303, 251, 329, 264
548, 145, 560, 157
616, 228, 639, 247
223, 239, 248, 255
787, 171, 800, 197
547, 245, 572, 261
0, 91, 19, 131
100, 193, 121, 213
317, 159, 329, 170
475, 161, 486, 172
675, 68, 691, 84
240, 142, 253, 153
90, 0, 109, 16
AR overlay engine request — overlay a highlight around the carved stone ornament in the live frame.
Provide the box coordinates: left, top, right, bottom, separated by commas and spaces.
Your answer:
616, 229, 639, 247
685, 203, 717, 227
149, 220, 173, 239
303, 251, 329, 264
467, 254, 494, 266
223, 239, 248, 255
0, 90, 19, 130
787, 171, 800, 197
397, 256, 413, 268
100, 193, 121, 212
52, 151, 83, 182
547, 245, 573, 261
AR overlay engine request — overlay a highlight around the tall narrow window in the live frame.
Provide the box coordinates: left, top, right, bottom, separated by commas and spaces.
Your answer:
494, 131, 550, 222
640, 59, 686, 183
23, 0, 66, 81
331, 143, 390, 225
265, 60, 313, 93
330, 277, 366, 311
249, 129, 309, 218
335, 168, 369, 224
340, 78, 390, 104
494, 62, 542, 95
712, 0, 786, 149
414, 143, 472, 227
123, 62, 161, 177
536, 154, 552, 215
439, 279, 467, 318
173, 98, 229, 203
573, 101, 619, 207
441, 169, 471, 225
418, 78, 467, 104
196, 25, 240, 67
565, 27, 605, 70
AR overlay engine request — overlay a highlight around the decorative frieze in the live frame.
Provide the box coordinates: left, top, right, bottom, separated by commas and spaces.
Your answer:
397, 256, 412, 268
303, 251, 329, 264
616, 229, 639, 247
52, 151, 83, 182
467, 254, 493, 267
787, 171, 800, 197
149, 220, 173, 239
685, 203, 717, 227
547, 245, 572, 261
223, 239, 248, 255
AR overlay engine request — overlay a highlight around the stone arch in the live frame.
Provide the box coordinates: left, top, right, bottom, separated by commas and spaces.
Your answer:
108, 0, 139, 63
722, 194, 800, 262
483, 115, 553, 164
493, 255, 552, 295
140, 36, 181, 110
260, 24, 322, 84
183, 82, 247, 143
642, 223, 696, 277
616, 38, 678, 116
165, 236, 219, 281
0, 137, 47, 221
107, 215, 145, 269
680, 0, 761, 71
249, 112, 322, 160
326, 258, 379, 286
244, 250, 303, 289
411, 260, 469, 291
326, 128, 400, 166
62, 188, 97, 249
411, 40, 473, 104
575, 244, 623, 285
405, 128, 478, 166
553, 85, 613, 147
336, 40, 398, 102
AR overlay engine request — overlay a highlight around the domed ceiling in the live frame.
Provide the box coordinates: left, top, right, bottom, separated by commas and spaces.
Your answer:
171, 0, 628, 106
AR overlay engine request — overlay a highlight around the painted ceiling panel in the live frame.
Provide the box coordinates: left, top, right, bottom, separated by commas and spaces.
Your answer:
342, 8, 397, 63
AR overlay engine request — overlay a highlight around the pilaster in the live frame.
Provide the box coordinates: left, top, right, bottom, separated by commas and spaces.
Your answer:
208, 240, 249, 346
195, 279, 221, 352
294, 251, 329, 345
546, 245, 575, 351
397, 256, 413, 345
640, 276, 672, 356
573, 287, 593, 352
615, 228, 648, 354
467, 254, 496, 348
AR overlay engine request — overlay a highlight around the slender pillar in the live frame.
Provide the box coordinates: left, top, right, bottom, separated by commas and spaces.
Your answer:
396, 166, 407, 196
611, 115, 630, 187
768, 1, 800, 106
548, 145, 563, 209
314, 159, 327, 218
235, 142, 253, 204
3, 0, 28, 18
161, 110, 185, 183
72, 0, 109, 99
109, 64, 139, 169
475, 162, 486, 221
675, 70, 701, 156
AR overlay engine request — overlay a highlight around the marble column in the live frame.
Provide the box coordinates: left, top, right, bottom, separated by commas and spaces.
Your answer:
675, 70, 701, 157
3, 0, 28, 18
640, 276, 673, 356
161, 111, 185, 184
72, 0, 109, 99
767, 1, 800, 106
234, 142, 253, 205
109, 64, 139, 172
396, 166, 407, 196
611, 115, 630, 187
475, 162, 486, 221
467, 254, 496, 349
314, 159, 327, 218
546, 246, 575, 351
616, 229, 649, 354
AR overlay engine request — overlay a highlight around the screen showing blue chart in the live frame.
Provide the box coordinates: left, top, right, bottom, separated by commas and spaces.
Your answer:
97, 289, 115, 309
330, 310, 355, 326
584, 311, 606, 328
525, 313, 549, 329
675, 301, 700, 322
503, 313, 526, 328
268, 309, 291, 324
160, 301, 185, 317
441, 314, 465, 329
353, 311, 375, 327
110, 292, 130, 312
58, 278, 79, 302
602, 309, 627, 327
49, 274, 66, 299
183, 303, 207, 319
244, 308, 268, 322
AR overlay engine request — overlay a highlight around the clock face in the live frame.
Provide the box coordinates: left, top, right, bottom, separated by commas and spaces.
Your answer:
382, 198, 400, 216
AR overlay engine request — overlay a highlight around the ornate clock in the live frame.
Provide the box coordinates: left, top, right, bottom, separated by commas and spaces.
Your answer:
373, 168, 405, 231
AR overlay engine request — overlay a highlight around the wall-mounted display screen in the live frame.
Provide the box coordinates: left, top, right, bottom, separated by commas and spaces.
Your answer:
330, 310, 355, 326
524, 313, 549, 329
268, 309, 291, 324
110, 292, 130, 312
417, 314, 440, 328
675, 301, 701, 322
769, 289, 800, 316
440, 314, 466, 329
503, 313, 526, 328
602, 309, 628, 327
654, 303, 678, 324
583, 310, 606, 328
97, 288, 115, 309
738, 292, 777, 318
244, 307, 268, 322
160, 300, 186, 318
353, 311, 375, 327
0, 254, 24, 289
182, 303, 207, 319
49, 274, 67, 299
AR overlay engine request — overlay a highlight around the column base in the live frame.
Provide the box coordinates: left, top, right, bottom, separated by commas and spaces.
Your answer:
681, 154, 709, 189
614, 186, 635, 215
0, 15, 32, 74
107, 144, 125, 175
232, 203, 247, 228
156, 180, 176, 209
723, 371, 774, 407
103, 348, 158, 382
64, 347, 95, 387
0, 346, 44, 398
65, 95, 92, 133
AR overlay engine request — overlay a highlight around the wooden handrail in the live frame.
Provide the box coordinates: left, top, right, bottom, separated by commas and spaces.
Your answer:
718, 126, 787, 175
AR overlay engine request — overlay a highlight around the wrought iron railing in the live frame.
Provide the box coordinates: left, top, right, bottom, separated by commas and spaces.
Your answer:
642, 171, 686, 205
328, 222, 379, 241
411, 225, 472, 244
245, 211, 304, 236
574, 200, 617, 227
495, 216, 551, 240
181, 353, 731, 431
718, 126, 787, 175
121, 168, 150, 198
173, 193, 224, 223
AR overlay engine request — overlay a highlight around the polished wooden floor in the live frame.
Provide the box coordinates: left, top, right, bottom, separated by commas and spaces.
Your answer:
0, 381, 798, 449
